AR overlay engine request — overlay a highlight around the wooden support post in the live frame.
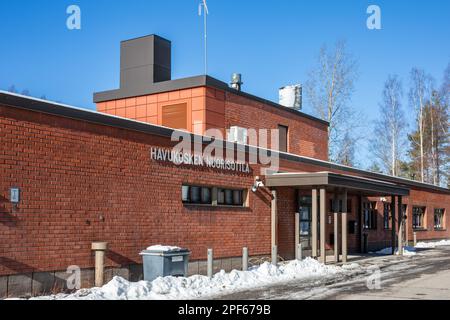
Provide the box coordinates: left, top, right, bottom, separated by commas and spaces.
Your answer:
342, 190, 348, 263
295, 212, 300, 260
398, 196, 403, 256
391, 196, 397, 255
320, 188, 326, 264
312, 189, 318, 258
271, 190, 278, 264
333, 195, 339, 263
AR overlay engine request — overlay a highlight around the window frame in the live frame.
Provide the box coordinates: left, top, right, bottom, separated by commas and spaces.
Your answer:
383, 203, 391, 230
434, 208, 445, 230
182, 185, 248, 208
363, 201, 377, 230
278, 124, 289, 153
412, 206, 426, 230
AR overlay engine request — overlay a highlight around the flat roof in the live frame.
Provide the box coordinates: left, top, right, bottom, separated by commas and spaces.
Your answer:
1, 91, 449, 195
93, 75, 330, 126
265, 172, 410, 196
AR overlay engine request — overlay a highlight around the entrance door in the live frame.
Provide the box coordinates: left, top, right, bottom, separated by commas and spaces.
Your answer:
299, 196, 313, 250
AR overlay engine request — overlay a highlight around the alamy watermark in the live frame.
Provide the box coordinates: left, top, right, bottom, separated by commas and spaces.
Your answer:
66, 265, 81, 290
162, 128, 281, 173
367, 5, 382, 30
66, 5, 81, 30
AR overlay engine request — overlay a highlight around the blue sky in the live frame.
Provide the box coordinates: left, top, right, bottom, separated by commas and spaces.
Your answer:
0, 0, 449, 167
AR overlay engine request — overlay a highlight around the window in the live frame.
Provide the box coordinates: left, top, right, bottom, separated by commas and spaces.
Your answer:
278, 125, 288, 153
434, 209, 445, 230
412, 206, 426, 229
383, 203, 391, 229
182, 185, 246, 207
182, 186, 212, 205
162, 103, 188, 130
363, 202, 377, 230
217, 188, 244, 207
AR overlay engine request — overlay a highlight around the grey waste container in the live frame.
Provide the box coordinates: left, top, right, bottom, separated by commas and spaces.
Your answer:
140, 248, 191, 282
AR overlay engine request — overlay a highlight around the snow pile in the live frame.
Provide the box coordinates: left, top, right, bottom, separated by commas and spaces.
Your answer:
373, 246, 417, 256
146, 245, 182, 252
30, 258, 362, 300
415, 240, 450, 249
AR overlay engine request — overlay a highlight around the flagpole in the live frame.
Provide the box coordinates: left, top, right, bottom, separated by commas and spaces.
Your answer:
203, 2, 208, 75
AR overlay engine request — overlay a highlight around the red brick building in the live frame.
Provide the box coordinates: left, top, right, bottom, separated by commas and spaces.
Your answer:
1, 35, 449, 297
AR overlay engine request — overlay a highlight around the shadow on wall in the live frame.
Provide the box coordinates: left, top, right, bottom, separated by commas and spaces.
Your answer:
0, 195, 19, 227
106, 250, 138, 267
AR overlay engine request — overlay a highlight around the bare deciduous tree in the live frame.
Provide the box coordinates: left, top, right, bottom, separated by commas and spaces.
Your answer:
409, 68, 434, 183
305, 40, 359, 164
371, 75, 406, 176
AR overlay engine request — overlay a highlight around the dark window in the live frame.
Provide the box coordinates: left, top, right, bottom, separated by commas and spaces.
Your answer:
183, 185, 246, 207
182, 186, 212, 205
162, 103, 188, 130
383, 203, 391, 229
363, 202, 377, 230
434, 209, 445, 230
278, 125, 288, 153
413, 206, 426, 229
348, 221, 356, 234
218, 188, 244, 207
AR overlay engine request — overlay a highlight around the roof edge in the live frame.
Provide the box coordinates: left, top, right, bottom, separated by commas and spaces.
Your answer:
93, 75, 330, 126
0, 90, 448, 194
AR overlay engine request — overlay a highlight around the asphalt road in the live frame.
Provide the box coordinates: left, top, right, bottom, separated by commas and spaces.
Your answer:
216, 247, 450, 300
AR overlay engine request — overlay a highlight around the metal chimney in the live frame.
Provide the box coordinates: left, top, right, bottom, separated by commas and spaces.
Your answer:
120, 35, 171, 92
230, 73, 243, 91
279, 84, 302, 110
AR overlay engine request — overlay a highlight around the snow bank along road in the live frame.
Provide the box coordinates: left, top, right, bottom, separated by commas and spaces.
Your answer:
7, 241, 450, 300
217, 246, 450, 300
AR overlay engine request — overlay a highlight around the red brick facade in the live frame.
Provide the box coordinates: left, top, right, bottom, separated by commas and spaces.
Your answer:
97, 86, 329, 162
0, 96, 449, 295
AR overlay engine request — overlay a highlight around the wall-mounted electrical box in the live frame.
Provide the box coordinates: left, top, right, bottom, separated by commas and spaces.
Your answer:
10, 188, 20, 204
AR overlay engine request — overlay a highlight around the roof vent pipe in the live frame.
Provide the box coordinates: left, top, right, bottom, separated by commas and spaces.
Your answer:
279, 84, 302, 110
230, 73, 243, 91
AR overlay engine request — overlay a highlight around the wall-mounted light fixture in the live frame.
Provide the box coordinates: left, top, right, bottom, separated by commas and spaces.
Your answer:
252, 177, 264, 193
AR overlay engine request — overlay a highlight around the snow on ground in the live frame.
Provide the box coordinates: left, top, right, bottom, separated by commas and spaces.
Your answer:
373, 246, 417, 256
145, 245, 183, 252
30, 258, 362, 300
415, 240, 450, 249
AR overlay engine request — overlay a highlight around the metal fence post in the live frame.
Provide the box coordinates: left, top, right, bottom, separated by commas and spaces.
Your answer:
297, 243, 303, 261
272, 245, 278, 266
242, 247, 248, 271
207, 249, 213, 279
413, 232, 417, 247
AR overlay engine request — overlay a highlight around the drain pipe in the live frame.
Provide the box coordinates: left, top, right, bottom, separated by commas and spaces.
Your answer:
92, 242, 108, 287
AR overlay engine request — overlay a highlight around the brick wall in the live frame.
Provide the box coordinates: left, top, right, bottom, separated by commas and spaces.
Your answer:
96, 86, 329, 161
1, 101, 449, 290
0, 104, 272, 278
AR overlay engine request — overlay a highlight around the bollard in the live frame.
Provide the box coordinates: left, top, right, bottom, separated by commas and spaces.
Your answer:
207, 249, 213, 279
242, 247, 248, 272
297, 244, 303, 261
91, 242, 108, 287
271, 245, 278, 266
413, 232, 417, 247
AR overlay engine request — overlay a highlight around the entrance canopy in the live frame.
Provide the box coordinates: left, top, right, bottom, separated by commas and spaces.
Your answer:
265, 172, 410, 197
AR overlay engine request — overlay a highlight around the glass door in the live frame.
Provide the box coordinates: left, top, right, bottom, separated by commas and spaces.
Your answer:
299, 196, 313, 249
